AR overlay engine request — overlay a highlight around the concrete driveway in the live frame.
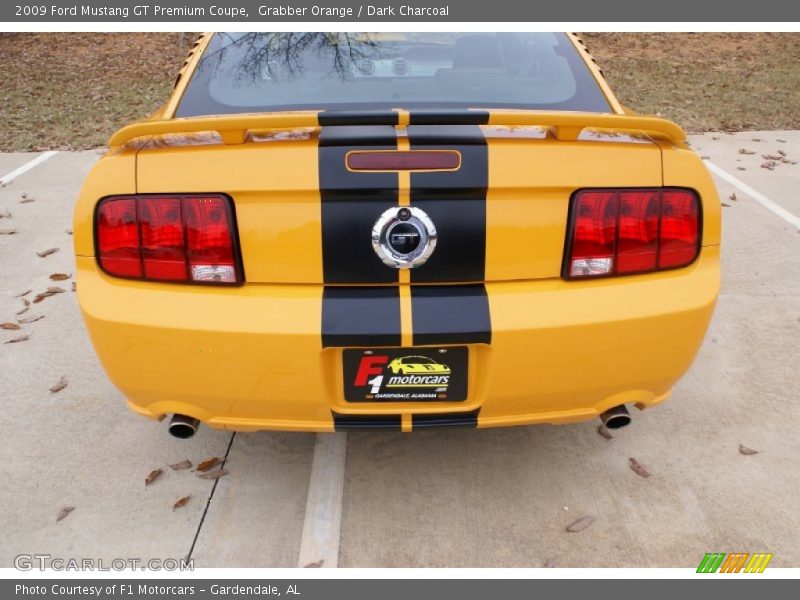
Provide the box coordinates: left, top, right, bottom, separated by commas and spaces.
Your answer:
1, 132, 798, 569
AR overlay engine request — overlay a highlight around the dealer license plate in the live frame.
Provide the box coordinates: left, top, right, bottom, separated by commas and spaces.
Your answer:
343, 347, 468, 402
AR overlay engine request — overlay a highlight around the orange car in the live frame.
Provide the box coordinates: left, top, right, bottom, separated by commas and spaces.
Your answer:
74, 33, 720, 436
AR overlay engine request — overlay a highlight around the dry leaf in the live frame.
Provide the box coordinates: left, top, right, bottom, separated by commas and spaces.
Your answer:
5, 334, 29, 344
56, 506, 75, 522
0, 228, 17, 235
761, 161, 777, 171
777, 150, 786, 157
169, 460, 192, 471
566, 515, 595, 533
14, 289, 31, 298
629, 457, 651, 478
0, 209, 10, 219
37, 247, 59, 258
145, 468, 163, 486
197, 457, 221, 472
721, 203, 731, 208
762, 154, 782, 161
16, 305, 30, 316
304, 560, 324, 568
752, 138, 762, 142
738, 148, 756, 155
729, 193, 737, 201
50, 273, 71, 281
19, 198, 35, 204
736, 167, 746, 171
65, 229, 73, 235
49, 376, 68, 394
777, 139, 786, 143
34, 287, 66, 303
597, 425, 613, 440
198, 468, 228, 480
17, 314, 44, 324
1, 322, 21, 330
739, 444, 760, 456
173, 496, 191, 511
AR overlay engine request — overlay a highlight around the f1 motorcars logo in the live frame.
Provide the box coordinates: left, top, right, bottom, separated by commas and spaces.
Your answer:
352, 354, 452, 396
696, 552, 773, 573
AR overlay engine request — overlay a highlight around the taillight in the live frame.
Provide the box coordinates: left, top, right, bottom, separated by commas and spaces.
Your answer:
565, 188, 700, 279
96, 195, 241, 284
96, 197, 141, 278
140, 196, 186, 281
184, 196, 237, 283
659, 190, 701, 268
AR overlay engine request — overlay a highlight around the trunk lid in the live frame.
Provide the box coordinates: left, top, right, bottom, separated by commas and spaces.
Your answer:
135, 122, 663, 284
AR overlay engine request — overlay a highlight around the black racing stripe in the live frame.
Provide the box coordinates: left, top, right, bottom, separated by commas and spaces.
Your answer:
412, 409, 480, 429
318, 124, 397, 147
408, 110, 490, 126
318, 120, 403, 349
407, 123, 488, 283
321, 286, 401, 347
332, 412, 401, 431
319, 124, 399, 283
318, 111, 399, 127
411, 284, 491, 346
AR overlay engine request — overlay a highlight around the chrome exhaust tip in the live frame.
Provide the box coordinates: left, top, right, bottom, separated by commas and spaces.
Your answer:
168, 414, 200, 439
599, 404, 631, 430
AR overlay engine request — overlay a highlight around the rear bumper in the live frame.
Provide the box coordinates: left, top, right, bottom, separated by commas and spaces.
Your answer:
76, 246, 719, 432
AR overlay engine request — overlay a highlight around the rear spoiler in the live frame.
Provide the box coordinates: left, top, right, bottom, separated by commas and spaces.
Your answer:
108, 110, 686, 148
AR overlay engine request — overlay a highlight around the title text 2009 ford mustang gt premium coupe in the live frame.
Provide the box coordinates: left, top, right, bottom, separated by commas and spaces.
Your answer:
73, 33, 720, 437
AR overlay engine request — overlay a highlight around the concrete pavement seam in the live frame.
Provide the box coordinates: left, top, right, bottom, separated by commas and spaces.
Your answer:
186, 431, 237, 563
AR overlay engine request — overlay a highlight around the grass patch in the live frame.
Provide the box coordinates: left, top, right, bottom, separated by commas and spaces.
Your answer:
582, 33, 800, 132
0, 33, 192, 152
0, 32, 798, 151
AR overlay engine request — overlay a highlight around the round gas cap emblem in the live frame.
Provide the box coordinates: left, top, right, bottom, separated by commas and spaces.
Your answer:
372, 206, 437, 269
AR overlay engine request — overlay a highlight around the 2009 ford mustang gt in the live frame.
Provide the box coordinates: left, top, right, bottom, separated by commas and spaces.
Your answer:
73, 33, 720, 437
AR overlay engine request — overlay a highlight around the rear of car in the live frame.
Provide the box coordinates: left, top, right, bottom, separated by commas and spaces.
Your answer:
74, 33, 720, 434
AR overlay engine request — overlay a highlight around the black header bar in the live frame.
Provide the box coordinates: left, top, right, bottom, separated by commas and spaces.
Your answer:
3, 0, 800, 22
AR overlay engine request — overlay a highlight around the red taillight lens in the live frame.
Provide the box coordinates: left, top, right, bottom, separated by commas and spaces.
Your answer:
659, 189, 700, 268
617, 190, 659, 274
565, 188, 700, 279
97, 198, 142, 278
96, 195, 240, 285
139, 197, 186, 281
569, 191, 617, 277
184, 196, 237, 283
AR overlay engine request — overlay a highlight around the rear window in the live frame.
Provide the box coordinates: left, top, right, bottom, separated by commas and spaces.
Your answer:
176, 33, 611, 117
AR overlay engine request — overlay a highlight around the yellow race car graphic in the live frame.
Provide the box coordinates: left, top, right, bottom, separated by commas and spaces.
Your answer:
73, 32, 720, 436
387, 356, 452, 375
